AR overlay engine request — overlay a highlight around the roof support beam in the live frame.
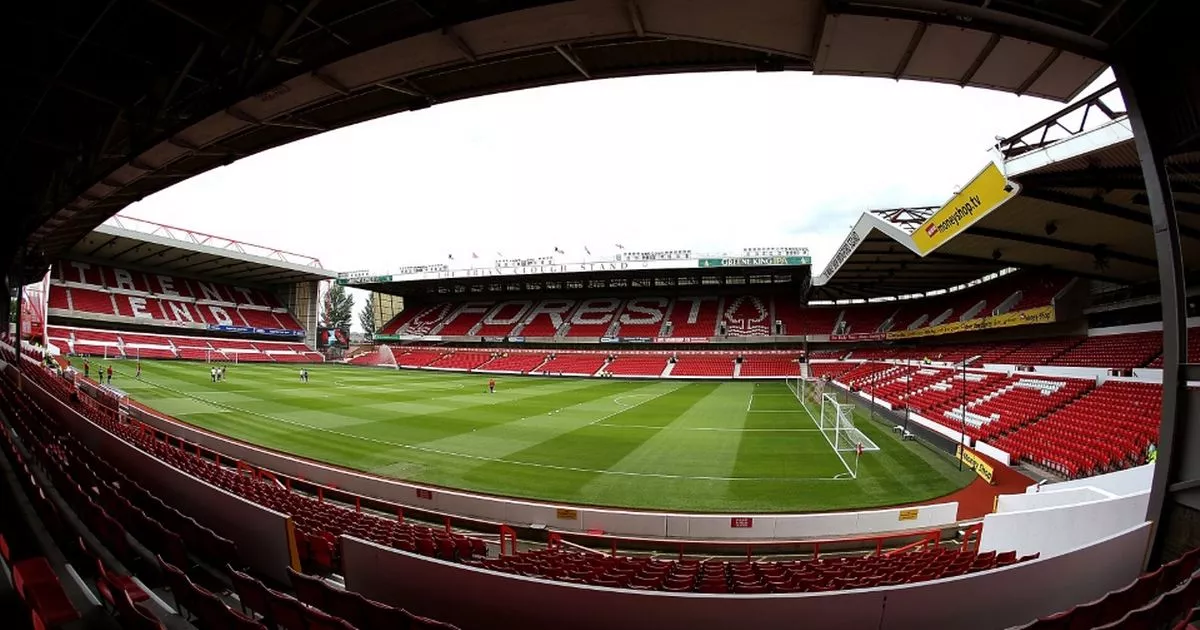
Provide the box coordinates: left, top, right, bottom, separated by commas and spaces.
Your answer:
1015, 166, 1200, 189
443, 27, 477, 62
554, 45, 592, 79
142, 0, 226, 39
157, 42, 206, 123
828, 0, 1107, 56
1132, 193, 1200, 216
892, 23, 926, 79
1023, 187, 1200, 240
626, 0, 646, 36
87, 235, 120, 257
959, 34, 1000, 87
271, 0, 324, 60
3, 0, 118, 172
1016, 49, 1059, 96
926, 252, 1128, 284
968, 225, 1157, 266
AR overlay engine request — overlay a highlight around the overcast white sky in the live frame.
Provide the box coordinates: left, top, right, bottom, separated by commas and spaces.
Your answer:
122, 69, 1113, 320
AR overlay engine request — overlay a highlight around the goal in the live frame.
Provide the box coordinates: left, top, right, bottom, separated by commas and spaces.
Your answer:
789, 376, 880, 477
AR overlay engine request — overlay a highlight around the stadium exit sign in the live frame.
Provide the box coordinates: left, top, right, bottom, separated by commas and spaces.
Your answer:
730, 517, 754, 528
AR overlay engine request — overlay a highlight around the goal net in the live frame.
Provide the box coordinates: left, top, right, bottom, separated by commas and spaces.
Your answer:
789, 376, 880, 478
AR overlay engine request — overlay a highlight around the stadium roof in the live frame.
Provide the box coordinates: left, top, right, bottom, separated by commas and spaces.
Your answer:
345, 248, 813, 297
811, 83, 1200, 301
64, 216, 335, 286
6, 0, 1138, 285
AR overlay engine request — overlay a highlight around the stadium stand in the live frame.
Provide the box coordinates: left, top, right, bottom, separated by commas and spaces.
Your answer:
428, 351, 492, 371
1014, 548, 1200, 629
0, 360, 462, 628
479, 353, 549, 373
989, 381, 1161, 477
472, 545, 1039, 594
609, 297, 670, 338
670, 354, 736, 378
50, 260, 303, 332
739, 354, 801, 377
396, 349, 443, 368
1048, 332, 1164, 369
45, 327, 325, 362
831, 360, 1162, 478
534, 354, 608, 376
604, 354, 670, 377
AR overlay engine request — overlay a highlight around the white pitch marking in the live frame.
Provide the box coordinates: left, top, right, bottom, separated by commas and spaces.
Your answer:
591, 423, 823, 432
130, 378, 848, 482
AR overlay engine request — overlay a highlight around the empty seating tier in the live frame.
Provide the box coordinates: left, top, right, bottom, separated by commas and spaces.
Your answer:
45, 326, 322, 363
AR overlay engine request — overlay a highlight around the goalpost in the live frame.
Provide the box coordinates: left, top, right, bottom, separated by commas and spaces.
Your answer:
788, 376, 880, 478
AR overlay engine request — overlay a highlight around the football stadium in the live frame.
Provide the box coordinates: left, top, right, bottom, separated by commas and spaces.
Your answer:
2, 2, 1198, 630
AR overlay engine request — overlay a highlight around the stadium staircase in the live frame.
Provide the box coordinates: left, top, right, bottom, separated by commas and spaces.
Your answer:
661, 360, 676, 377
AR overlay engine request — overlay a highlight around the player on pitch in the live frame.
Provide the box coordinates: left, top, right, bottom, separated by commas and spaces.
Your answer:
488, 378, 496, 394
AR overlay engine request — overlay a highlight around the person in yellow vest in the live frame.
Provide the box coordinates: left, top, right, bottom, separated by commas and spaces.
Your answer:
1148, 443, 1157, 463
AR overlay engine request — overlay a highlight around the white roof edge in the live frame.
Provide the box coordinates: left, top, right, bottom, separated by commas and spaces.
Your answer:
812, 214, 920, 287
92, 224, 338, 279
1003, 117, 1135, 177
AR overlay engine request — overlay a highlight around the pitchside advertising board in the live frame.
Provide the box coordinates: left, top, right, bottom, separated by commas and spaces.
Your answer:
698, 256, 811, 268
207, 325, 302, 337
828, 305, 1056, 342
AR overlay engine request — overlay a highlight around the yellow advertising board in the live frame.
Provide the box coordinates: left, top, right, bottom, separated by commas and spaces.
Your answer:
912, 162, 1020, 255
898, 509, 920, 522
886, 305, 1054, 341
555, 508, 579, 520
956, 445, 996, 485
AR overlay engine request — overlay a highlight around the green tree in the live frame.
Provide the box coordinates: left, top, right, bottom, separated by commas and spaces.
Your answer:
321, 284, 354, 333
358, 293, 376, 339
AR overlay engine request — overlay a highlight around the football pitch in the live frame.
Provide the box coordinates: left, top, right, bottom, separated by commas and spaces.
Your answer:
110, 361, 975, 513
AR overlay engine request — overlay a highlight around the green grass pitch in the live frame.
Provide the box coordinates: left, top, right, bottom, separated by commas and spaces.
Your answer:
108, 360, 975, 513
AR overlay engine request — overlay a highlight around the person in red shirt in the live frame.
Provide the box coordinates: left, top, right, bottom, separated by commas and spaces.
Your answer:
488, 378, 496, 394
106, 365, 113, 384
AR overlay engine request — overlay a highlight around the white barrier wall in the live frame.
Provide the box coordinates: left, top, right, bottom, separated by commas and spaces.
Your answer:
974, 440, 1011, 465
125, 405, 960, 541
980, 490, 1150, 559
997, 487, 1114, 512
1029, 464, 1153, 497
25, 380, 297, 583
341, 523, 1151, 630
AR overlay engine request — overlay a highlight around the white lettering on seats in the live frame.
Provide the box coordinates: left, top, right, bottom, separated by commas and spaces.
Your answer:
676, 296, 717, 324
570, 298, 621, 325
482, 301, 533, 326
234, 286, 257, 305
128, 296, 152, 319
524, 300, 576, 330
195, 281, 225, 301
113, 268, 137, 291
620, 297, 668, 324
70, 261, 93, 284
156, 275, 178, 296
165, 301, 196, 323
442, 302, 495, 327
208, 305, 234, 326
724, 295, 770, 336
404, 303, 452, 335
